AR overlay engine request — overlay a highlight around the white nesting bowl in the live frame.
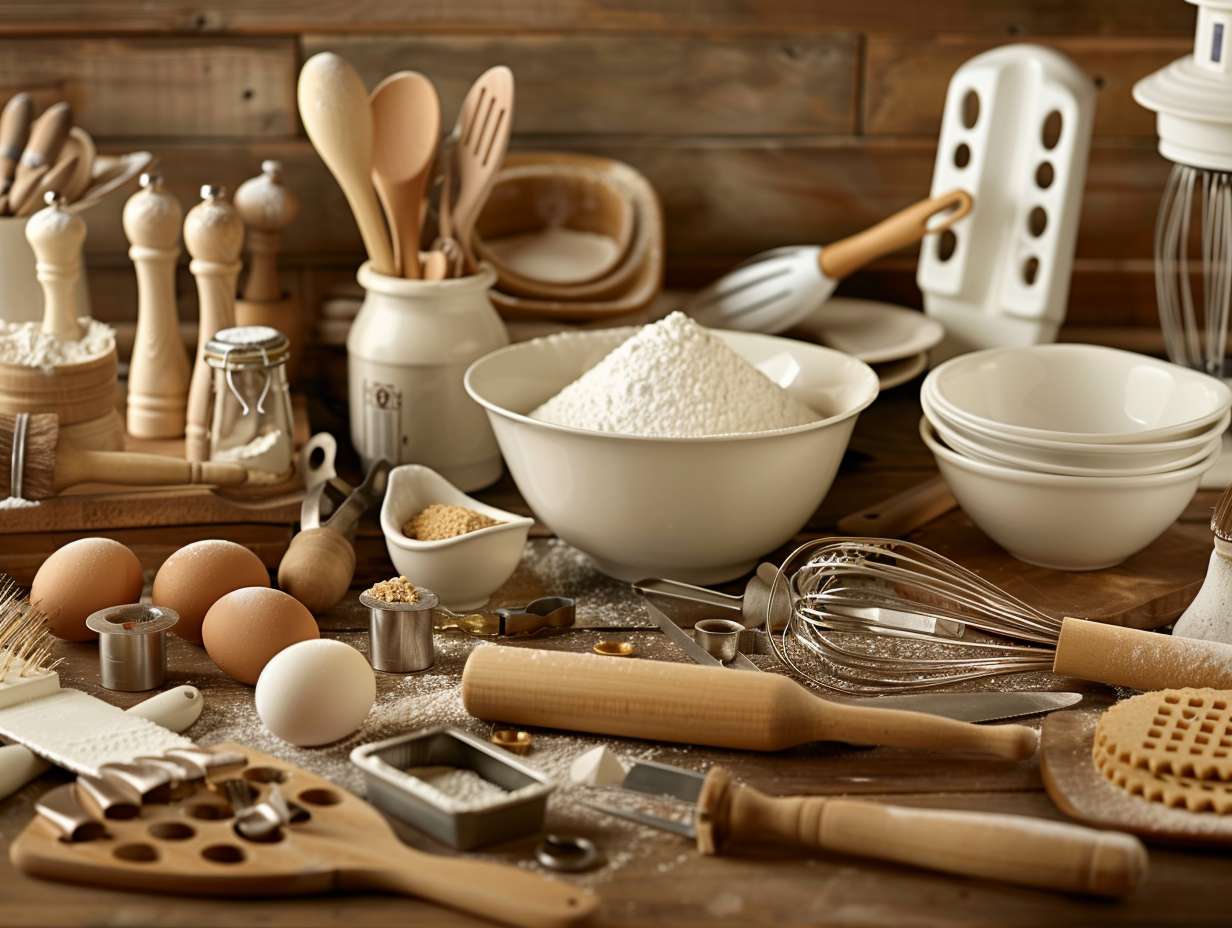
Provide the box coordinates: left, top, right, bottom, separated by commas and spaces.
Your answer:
464, 328, 879, 582
379, 464, 534, 610
924, 391, 1227, 476
926, 344, 1232, 445
921, 417, 1216, 570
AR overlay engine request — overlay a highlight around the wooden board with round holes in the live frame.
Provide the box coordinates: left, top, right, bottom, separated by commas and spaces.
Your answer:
9, 742, 595, 928
1040, 706, 1232, 848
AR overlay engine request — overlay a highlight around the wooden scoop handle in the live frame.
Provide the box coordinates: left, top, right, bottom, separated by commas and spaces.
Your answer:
836, 476, 957, 537
819, 189, 972, 281
348, 854, 597, 928
1053, 617, 1232, 690
53, 450, 247, 492
697, 767, 1146, 898
277, 526, 355, 614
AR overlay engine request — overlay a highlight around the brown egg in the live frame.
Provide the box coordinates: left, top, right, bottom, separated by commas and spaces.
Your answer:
31, 537, 144, 641
152, 540, 269, 645
202, 587, 319, 685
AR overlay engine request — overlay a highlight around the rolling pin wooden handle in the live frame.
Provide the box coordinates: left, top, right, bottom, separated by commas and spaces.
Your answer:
810, 698, 1038, 761
1052, 616, 1232, 691
820, 189, 972, 281
54, 450, 248, 491
698, 769, 1146, 898
277, 526, 356, 614
350, 854, 597, 928
836, 476, 957, 537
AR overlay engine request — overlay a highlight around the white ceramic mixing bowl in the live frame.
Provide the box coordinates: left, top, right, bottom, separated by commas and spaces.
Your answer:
926, 344, 1232, 444
465, 328, 879, 582
921, 417, 1215, 570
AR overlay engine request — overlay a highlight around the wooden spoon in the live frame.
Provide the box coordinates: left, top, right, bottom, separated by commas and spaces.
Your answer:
370, 72, 440, 279
440, 66, 514, 274
297, 52, 395, 276
59, 127, 95, 203
9, 102, 71, 214
0, 93, 33, 197
15, 153, 78, 216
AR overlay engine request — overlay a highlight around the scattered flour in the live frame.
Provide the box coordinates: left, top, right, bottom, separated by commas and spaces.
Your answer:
0, 317, 114, 369
385, 763, 539, 812
530, 311, 818, 437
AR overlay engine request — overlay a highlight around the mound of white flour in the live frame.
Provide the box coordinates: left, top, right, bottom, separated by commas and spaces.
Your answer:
530, 312, 818, 437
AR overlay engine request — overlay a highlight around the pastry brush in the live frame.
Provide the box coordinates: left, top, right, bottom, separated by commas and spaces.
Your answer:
0, 411, 247, 500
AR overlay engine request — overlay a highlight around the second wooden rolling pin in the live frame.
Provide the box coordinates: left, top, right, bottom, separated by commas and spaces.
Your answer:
461, 647, 1038, 760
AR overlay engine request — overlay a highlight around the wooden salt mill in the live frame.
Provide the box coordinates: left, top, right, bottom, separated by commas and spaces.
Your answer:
123, 174, 189, 439
183, 185, 244, 463
234, 160, 303, 381
27, 191, 85, 340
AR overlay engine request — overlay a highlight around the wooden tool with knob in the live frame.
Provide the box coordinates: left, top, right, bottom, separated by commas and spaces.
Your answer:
183, 185, 244, 462
26, 191, 85, 340
124, 174, 189, 438
462, 646, 1039, 760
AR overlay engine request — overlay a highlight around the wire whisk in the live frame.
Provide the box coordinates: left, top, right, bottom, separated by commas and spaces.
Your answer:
765, 538, 1068, 695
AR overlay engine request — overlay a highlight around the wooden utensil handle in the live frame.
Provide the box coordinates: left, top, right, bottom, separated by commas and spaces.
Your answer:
820, 189, 972, 280
277, 526, 355, 614
54, 451, 247, 490
836, 476, 957, 537
813, 699, 1037, 761
1053, 617, 1232, 690
697, 768, 1146, 897
348, 855, 596, 928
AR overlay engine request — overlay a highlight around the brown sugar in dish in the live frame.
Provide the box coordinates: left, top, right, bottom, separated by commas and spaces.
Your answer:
405, 503, 502, 541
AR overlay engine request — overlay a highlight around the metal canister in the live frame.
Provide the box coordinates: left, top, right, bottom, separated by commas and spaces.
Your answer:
359, 588, 438, 673
84, 604, 178, 691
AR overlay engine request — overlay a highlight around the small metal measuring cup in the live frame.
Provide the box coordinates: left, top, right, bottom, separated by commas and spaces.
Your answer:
84, 605, 178, 691
693, 618, 746, 664
360, 589, 439, 673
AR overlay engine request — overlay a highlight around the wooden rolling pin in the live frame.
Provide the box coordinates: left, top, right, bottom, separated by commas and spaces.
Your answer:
694, 767, 1147, 898
183, 185, 244, 462
461, 647, 1038, 759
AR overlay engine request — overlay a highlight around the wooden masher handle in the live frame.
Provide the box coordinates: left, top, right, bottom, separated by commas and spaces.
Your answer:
820, 189, 972, 280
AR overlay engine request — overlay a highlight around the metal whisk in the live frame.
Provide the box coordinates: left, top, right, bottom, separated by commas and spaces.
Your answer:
765, 538, 1068, 695
1154, 164, 1232, 377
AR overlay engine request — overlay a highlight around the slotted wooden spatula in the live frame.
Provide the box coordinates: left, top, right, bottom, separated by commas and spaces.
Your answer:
11, 743, 595, 928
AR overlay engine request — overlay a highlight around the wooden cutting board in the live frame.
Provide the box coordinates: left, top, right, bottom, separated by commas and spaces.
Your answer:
1040, 705, 1232, 849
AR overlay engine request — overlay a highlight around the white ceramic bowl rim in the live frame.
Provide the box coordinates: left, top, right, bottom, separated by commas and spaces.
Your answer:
925, 344, 1232, 441
920, 416, 1220, 488
922, 387, 1231, 455
464, 327, 881, 445
379, 464, 534, 551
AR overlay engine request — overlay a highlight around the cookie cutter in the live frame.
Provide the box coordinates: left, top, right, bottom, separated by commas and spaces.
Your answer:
85, 605, 178, 692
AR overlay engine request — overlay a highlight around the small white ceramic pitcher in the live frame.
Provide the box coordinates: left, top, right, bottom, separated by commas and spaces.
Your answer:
347, 262, 508, 491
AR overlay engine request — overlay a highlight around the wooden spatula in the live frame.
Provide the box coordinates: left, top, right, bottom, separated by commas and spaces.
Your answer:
11, 743, 595, 928
370, 72, 440, 279
0, 93, 33, 196
9, 102, 71, 214
298, 52, 395, 276
439, 66, 514, 274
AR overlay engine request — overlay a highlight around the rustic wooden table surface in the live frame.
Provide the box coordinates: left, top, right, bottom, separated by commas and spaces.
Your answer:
1, 383, 1226, 928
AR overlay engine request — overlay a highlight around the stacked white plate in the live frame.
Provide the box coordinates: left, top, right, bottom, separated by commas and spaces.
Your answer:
920, 344, 1232, 570
795, 298, 945, 390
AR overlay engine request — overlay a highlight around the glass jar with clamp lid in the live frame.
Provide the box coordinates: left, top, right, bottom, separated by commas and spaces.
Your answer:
204, 325, 294, 478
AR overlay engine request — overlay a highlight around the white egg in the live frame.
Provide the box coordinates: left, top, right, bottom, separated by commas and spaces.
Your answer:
255, 639, 376, 746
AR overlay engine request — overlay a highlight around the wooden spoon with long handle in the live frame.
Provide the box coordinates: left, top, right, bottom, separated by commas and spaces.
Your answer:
15, 153, 78, 216
370, 72, 440, 279
59, 127, 95, 203
0, 93, 33, 197
298, 52, 395, 276
440, 66, 514, 273
9, 102, 71, 215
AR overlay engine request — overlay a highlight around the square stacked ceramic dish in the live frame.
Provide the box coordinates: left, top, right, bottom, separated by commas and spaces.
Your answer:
921, 344, 1232, 570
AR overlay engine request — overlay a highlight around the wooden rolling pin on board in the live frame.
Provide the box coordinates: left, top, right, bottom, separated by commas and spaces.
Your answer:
183, 185, 244, 463
124, 174, 188, 439
461, 646, 1038, 759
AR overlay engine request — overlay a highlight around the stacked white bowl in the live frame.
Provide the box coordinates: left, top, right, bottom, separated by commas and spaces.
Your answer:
920, 344, 1232, 570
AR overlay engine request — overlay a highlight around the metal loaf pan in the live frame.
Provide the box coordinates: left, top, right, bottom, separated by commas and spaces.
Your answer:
350, 726, 554, 850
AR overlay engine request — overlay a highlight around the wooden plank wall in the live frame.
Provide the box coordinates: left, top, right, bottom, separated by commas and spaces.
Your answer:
0, 2, 1198, 351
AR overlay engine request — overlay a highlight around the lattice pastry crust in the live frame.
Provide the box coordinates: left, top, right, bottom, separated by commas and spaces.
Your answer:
1094, 688, 1232, 784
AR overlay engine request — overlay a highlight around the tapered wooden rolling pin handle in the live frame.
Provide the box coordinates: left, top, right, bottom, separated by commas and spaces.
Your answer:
26, 191, 85, 340
462, 646, 1037, 760
837, 476, 957, 537
345, 853, 597, 928
183, 185, 244, 463
696, 767, 1146, 898
1053, 617, 1232, 691
820, 189, 972, 281
54, 450, 247, 491
277, 527, 356, 615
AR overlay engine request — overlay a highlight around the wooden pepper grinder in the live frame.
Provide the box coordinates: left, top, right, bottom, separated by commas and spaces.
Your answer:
26, 191, 85, 340
183, 185, 244, 463
123, 174, 189, 439
234, 160, 303, 382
